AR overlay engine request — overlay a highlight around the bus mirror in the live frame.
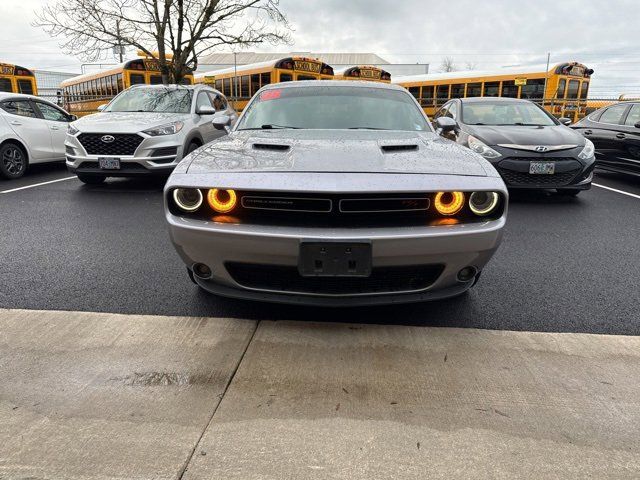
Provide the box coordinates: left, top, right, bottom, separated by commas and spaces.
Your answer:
559, 117, 572, 126
97, 104, 107, 112
435, 117, 457, 133
212, 115, 231, 130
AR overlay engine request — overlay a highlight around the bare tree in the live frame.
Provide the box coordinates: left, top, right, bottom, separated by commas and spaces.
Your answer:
465, 61, 477, 71
439, 56, 456, 73
34, 0, 292, 83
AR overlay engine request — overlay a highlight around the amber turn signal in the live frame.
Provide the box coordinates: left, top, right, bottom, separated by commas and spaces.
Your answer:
207, 188, 237, 213
434, 191, 465, 216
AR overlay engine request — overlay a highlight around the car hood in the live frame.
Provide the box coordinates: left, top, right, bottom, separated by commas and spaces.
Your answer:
186, 130, 493, 176
467, 124, 585, 147
73, 112, 191, 133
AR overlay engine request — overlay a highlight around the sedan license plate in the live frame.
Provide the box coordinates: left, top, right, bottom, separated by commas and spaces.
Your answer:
298, 242, 372, 277
529, 162, 555, 175
98, 157, 120, 170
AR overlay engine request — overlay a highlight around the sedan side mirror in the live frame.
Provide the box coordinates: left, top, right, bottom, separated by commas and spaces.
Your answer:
559, 117, 572, 126
197, 105, 216, 116
97, 104, 107, 112
635, 122, 640, 129
68, 114, 78, 121
212, 115, 231, 130
435, 117, 458, 133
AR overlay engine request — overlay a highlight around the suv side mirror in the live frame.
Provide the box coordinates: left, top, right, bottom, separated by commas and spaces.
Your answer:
197, 105, 216, 116
435, 117, 458, 133
97, 104, 107, 112
559, 117, 572, 126
212, 115, 231, 130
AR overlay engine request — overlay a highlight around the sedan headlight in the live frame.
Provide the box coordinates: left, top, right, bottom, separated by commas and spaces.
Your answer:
468, 135, 502, 159
67, 124, 79, 135
143, 121, 184, 136
578, 138, 595, 160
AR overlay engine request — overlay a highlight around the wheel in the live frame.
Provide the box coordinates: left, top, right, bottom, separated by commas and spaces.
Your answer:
0, 143, 28, 179
186, 142, 201, 155
187, 267, 197, 284
76, 173, 106, 184
556, 189, 581, 197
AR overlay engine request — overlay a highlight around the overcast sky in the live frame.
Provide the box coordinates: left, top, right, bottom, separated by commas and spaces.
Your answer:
1, 0, 638, 96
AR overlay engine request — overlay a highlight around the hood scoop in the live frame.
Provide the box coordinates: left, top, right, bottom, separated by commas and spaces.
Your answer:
380, 144, 419, 153
252, 143, 291, 152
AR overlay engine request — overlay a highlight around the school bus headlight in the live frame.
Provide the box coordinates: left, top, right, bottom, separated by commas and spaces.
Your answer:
434, 192, 465, 216
207, 188, 237, 213
469, 191, 500, 216
173, 188, 203, 212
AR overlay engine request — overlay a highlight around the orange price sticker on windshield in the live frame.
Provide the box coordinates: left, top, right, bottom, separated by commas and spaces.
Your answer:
260, 90, 282, 101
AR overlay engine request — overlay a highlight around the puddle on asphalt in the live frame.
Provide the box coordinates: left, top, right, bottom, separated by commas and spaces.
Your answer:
111, 371, 214, 386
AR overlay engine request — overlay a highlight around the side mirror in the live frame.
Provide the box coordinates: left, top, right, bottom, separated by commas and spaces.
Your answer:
435, 117, 458, 133
197, 105, 216, 116
559, 117, 572, 126
635, 122, 640, 129
212, 115, 231, 131
97, 104, 107, 112
68, 114, 78, 122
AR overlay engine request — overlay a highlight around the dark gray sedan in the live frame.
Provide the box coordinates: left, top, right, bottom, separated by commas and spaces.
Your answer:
164, 82, 507, 306
434, 97, 596, 196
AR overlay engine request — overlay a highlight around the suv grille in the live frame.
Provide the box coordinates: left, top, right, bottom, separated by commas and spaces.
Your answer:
78, 133, 144, 156
226, 262, 444, 295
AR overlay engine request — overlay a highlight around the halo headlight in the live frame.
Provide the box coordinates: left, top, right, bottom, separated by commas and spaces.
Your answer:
173, 188, 203, 212
469, 191, 500, 216
434, 191, 465, 216
207, 189, 237, 213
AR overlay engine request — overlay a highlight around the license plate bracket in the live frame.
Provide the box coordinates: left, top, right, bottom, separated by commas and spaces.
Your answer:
98, 157, 121, 170
529, 161, 555, 175
298, 242, 372, 277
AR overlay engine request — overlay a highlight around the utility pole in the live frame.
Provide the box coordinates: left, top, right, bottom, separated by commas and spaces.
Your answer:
543, 52, 551, 107
233, 51, 238, 110
116, 21, 124, 63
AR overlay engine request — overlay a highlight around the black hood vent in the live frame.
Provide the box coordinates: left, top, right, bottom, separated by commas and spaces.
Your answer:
252, 143, 290, 152
380, 144, 419, 153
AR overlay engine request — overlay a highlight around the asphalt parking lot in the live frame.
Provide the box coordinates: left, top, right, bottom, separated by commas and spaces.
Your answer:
1, 164, 639, 334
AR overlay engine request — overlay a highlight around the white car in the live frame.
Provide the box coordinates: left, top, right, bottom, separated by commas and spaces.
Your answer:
0, 92, 75, 179
65, 84, 237, 184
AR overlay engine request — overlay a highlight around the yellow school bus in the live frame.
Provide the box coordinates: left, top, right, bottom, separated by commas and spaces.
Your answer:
61, 55, 194, 117
334, 65, 391, 83
394, 62, 594, 122
195, 56, 335, 111
0, 62, 38, 95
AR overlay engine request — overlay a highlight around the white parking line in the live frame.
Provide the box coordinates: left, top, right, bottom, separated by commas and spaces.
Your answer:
593, 183, 640, 200
0, 176, 77, 194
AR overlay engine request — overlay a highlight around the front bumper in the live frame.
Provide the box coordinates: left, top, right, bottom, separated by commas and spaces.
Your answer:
167, 214, 506, 306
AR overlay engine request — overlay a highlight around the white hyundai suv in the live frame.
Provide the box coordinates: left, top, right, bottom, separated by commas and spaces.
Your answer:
65, 84, 237, 184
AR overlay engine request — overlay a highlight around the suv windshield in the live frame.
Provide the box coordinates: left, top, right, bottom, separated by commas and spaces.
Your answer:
237, 86, 430, 131
461, 101, 558, 126
106, 87, 192, 114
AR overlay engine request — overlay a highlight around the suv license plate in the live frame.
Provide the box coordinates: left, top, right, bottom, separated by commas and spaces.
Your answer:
98, 157, 120, 169
529, 162, 555, 175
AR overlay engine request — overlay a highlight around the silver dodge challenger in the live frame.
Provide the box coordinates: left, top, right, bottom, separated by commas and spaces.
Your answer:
164, 81, 508, 306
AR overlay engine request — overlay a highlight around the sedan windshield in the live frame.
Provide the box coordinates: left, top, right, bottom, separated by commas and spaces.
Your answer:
106, 87, 192, 114
237, 86, 430, 131
461, 101, 557, 126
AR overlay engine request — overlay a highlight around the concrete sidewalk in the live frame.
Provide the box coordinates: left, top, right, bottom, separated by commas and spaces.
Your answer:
1, 309, 639, 479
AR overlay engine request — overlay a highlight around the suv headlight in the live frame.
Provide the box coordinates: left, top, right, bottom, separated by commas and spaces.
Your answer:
143, 121, 184, 136
468, 135, 502, 159
67, 124, 79, 135
578, 138, 595, 160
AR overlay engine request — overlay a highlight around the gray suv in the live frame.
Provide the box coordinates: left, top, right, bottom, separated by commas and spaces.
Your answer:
65, 84, 237, 184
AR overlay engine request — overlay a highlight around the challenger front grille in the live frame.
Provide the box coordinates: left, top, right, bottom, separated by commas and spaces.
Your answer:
226, 262, 444, 295
78, 133, 144, 156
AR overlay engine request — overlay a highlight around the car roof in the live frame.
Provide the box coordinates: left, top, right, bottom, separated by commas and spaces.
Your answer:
458, 97, 535, 104
0, 92, 42, 101
129, 83, 208, 91
260, 80, 408, 92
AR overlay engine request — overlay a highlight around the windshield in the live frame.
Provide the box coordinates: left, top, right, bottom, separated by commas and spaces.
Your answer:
461, 101, 558, 126
237, 85, 430, 131
106, 87, 192, 113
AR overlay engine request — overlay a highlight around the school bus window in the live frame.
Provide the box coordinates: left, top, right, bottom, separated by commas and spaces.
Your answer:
466, 83, 481, 97
436, 84, 449, 105
251, 74, 260, 95
18, 79, 33, 95
280, 73, 293, 82
567, 80, 579, 99
116, 73, 123, 92
130, 73, 145, 85
215, 79, 223, 91
556, 78, 566, 99
502, 80, 519, 98
521, 79, 545, 99
150, 75, 162, 85
111, 75, 118, 95
420, 86, 434, 106
240, 75, 250, 98
451, 84, 464, 99
297, 74, 316, 81
483, 81, 500, 97
580, 82, 589, 99
222, 78, 232, 97
260, 72, 271, 87
0, 78, 12, 92
408, 86, 420, 99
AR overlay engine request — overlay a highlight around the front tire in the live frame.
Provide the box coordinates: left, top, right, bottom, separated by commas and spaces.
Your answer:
0, 143, 28, 179
556, 189, 581, 197
186, 142, 201, 155
77, 173, 106, 185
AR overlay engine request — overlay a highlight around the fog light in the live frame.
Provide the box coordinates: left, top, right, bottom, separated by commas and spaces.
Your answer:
173, 188, 203, 212
193, 263, 212, 278
457, 266, 477, 282
469, 191, 499, 216
434, 191, 465, 216
207, 188, 237, 213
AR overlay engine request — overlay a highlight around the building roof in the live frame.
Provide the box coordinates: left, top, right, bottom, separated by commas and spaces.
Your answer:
199, 52, 390, 66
